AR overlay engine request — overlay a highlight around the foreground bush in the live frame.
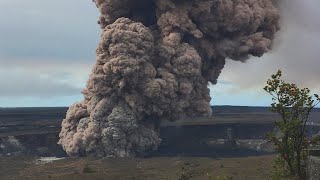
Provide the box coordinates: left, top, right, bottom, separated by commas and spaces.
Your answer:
264, 70, 320, 179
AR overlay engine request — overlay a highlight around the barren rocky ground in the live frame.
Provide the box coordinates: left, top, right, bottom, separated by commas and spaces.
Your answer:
0, 155, 275, 180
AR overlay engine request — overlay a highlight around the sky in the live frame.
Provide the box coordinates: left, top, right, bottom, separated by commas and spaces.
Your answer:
0, 0, 319, 107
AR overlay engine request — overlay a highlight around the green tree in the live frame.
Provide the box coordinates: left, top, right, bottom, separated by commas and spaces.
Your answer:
264, 70, 320, 179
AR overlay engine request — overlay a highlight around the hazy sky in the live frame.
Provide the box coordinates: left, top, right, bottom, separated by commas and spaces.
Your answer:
0, 0, 319, 107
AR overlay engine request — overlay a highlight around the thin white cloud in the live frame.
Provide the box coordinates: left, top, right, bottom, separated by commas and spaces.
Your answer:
0, 0, 100, 60
0, 0, 98, 106
0, 58, 92, 97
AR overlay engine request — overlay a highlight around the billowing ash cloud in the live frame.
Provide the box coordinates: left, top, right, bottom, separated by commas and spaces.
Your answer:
59, 0, 280, 157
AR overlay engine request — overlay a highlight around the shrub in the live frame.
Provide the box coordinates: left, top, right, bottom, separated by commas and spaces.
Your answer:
264, 70, 320, 179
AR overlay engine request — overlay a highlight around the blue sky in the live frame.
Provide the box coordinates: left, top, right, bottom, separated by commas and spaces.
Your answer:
0, 0, 319, 107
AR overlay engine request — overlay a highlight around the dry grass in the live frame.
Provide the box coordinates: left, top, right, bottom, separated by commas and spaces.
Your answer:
0, 155, 275, 180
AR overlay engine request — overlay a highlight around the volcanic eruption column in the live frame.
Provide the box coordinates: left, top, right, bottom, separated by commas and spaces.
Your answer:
59, 0, 280, 157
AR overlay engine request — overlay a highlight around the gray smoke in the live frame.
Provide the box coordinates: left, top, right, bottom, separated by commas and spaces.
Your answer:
58, 0, 280, 157
217, 0, 320, 94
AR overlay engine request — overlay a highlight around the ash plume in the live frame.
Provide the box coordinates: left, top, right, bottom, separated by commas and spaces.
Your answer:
59, 0, 280, 157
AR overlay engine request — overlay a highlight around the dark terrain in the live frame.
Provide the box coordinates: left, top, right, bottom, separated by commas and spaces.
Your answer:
0, 106, 319, 179
1, 106, 320, 157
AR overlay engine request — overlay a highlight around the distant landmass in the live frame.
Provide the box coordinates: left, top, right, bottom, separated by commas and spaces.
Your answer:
0, 106, 319, 157
0, 106, 319, 137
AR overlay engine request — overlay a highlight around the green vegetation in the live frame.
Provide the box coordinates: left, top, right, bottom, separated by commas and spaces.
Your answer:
264, 70, 320, 179
176, 166, 194, 180
207, 172, 233, 180
176, 166, 233, 180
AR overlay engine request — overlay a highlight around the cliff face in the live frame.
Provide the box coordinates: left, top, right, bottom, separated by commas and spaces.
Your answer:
1, 107, 319, 157
0, 133, 66, 157
2, 123, 319, 157
308, 155, 320, 180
